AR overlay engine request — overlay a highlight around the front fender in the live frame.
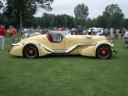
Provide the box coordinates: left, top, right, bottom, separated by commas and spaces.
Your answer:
23, 41, 52, 56
10, 40, 52, 57
10, 41, 39, 57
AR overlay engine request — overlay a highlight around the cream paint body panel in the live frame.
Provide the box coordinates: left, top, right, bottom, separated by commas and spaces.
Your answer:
39, 45, 52, 56
10, 34, 114, 57
10, 45, 23, 56
79, 46, 96, 57
64, 35, 81, 54
39, 35, 65, 50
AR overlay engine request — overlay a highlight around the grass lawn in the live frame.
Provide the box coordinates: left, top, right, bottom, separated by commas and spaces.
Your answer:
0, 35, 128, 96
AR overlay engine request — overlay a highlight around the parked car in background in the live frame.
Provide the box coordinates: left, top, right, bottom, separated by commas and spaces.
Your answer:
125, 30, 128, 48
50, 30, 71, 36
88, 27, 104, 35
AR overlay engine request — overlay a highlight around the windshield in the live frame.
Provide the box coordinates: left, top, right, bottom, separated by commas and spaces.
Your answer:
21, 32, 41, 39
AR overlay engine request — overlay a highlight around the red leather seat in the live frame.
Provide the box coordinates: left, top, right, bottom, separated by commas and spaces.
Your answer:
47, 32, 63, 43
47, 34, 53, 42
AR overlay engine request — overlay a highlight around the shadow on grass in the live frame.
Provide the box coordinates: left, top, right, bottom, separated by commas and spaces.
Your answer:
10, 54, 96, 59
10, 54, 117, 61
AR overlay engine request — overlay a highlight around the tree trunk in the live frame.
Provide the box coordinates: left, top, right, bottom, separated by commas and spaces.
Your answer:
19, 10, 23, 36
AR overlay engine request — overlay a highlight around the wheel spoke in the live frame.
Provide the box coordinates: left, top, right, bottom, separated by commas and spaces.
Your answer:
97, 46, 112, 59
26, 47, 36, 57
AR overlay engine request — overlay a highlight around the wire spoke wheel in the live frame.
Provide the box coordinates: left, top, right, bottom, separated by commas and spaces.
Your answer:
96, 45, 112, 59
23, 44, 39, 59
26, 47, 36, 56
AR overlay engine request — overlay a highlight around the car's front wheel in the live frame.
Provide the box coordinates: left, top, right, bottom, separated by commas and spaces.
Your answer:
96, 45, 112, 59
23, 44, 39, 59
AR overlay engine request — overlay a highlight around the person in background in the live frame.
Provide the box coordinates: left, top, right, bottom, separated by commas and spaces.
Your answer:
72, 27, 77, 35
77, 26, 83, 35
110, 28, 114, 40
124, 29, 128, 48
9, 25, 17, 44
104, 28, 109, 36
0, 25, 6, 50
88, 28, 93, 35
83, 28, 88, 35
115, 29, 120, 39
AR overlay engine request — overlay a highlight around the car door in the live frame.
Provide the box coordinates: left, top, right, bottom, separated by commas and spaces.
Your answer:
65, 35, 94, 54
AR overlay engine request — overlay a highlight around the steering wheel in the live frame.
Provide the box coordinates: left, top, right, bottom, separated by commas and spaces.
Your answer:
55, 33, 63, 42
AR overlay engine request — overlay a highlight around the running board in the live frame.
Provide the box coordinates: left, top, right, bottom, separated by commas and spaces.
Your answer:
40, 44, 82, 53
53, 44, 81, 53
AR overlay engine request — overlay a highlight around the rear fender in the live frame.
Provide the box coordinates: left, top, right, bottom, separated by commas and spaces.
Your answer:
80, 40, 113, 57
95, 40, 113, 49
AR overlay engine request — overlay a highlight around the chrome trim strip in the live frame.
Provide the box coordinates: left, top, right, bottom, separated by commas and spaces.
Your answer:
66, 44, 81, 53
12, 44, 22, 46
39, 44, 54, 52
40, 43, 96, 53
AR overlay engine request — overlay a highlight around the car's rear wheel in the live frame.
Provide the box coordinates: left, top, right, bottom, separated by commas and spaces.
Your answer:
96, 45, 112, 59
23, 44, 39, 59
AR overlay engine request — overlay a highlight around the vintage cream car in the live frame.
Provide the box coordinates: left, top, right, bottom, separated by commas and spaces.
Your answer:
10, 31, 116, 59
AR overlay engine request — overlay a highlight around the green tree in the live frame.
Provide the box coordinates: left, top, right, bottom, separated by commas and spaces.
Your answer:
74, 4, 89, 20
4, 0, 53, 30
95, 15, 108, 28
0, 0, 4, 24
123, 19, 128, 29
0, 1, 3, 10
103, 4, 124, 28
